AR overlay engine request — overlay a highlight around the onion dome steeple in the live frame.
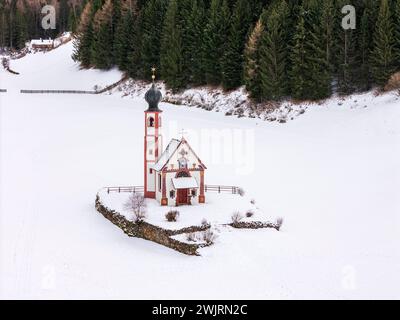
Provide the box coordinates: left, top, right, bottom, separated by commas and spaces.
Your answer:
145, 67, 162, 112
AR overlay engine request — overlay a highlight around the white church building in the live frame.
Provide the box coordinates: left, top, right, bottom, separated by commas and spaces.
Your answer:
143, 82, 206, 206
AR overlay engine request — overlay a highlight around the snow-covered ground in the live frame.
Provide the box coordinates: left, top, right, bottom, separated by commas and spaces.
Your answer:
0, 41, 122, 92
99, 189, 267, 230
0, 43, 400, 299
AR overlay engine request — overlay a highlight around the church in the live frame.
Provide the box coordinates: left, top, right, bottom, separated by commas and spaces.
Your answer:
143, 80, 206, 207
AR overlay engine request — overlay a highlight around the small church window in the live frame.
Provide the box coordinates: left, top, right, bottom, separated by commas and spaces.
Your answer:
178, 157, 188, 169
170, 190, 175, 199
158, 174, 162, 192
149, 168, 153, 174
159, 116, 162, 127
192, 189, 197, 197
149, 149, 153, 155
148, 117, 155, 127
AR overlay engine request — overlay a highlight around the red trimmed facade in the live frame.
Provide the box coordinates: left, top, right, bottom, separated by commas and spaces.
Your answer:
144, 110, 162, 199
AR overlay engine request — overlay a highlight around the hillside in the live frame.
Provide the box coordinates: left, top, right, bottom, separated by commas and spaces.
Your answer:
0, 40, 399, 299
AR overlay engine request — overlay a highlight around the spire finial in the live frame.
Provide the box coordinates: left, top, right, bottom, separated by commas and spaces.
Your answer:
179, 129, 187, 139
151, 67, 156, 83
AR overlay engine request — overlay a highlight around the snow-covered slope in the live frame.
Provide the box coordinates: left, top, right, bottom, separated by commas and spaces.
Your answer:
0, 41, 122, 92
0, 42, 399, 299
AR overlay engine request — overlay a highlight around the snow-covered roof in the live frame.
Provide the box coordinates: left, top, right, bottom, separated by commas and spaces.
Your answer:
172, 177, 198, 189
31, 39, 53, 45
153, 139, 181, 171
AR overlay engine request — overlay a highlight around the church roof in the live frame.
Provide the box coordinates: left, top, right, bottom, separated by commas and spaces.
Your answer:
153, 139, 180, 171
153, 138, 206, 172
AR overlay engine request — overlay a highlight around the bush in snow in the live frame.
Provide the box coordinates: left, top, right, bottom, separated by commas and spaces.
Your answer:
186, 232, 197, 242
165, 210, 179, 222
246, 210, 254, 218
201, 218, 209, 227
237, 187, 245, 196
231, 211, 244, 224
124, 193, 147, 223
2, 57, 10, 69
202, 229, 217, 245
250, 199, 256, 205
275, 217, 284, 231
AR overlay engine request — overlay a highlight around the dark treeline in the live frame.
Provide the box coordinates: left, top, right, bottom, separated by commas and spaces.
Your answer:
0, 0, 85, 50
42, 0, 400, 100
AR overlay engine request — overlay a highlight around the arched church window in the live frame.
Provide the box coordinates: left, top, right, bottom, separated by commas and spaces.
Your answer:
148, 117, 155, 127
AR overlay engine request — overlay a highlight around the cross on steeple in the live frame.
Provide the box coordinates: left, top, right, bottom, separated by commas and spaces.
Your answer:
179, 129, 187, 139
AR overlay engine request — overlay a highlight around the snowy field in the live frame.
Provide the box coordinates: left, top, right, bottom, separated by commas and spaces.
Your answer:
99, 190, 268, 230
1, 44, 400, 299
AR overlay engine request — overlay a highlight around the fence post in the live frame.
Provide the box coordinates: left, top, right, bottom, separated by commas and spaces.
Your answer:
218, 186, 220, 193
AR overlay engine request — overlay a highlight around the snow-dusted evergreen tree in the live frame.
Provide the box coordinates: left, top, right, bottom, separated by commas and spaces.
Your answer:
258, 0, 290, 101
73, 2, 94, 68
203, 0, 230, 85
221, 0, 252, 90
160, 0, 183, 90
370, 0, 396, 86
244, 18, 264, 101
91, 0, 114, 70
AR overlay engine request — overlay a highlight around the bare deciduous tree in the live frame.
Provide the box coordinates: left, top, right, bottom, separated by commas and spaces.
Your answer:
124, 193, 147, 223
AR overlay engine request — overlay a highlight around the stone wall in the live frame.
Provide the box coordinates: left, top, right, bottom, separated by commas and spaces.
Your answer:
230, 221, 282, 231
95, 195, 210, 256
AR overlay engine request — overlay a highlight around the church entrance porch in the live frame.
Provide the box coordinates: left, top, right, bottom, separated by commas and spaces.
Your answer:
177, 188, 190, 206
172, 174, 198, 207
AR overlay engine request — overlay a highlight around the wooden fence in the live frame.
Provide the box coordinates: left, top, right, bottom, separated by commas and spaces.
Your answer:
205, 185, 241, 194
106, 186, 144, 194
20, 89, 97, 94
19, 75, 129, 96
105, 185, 240, 195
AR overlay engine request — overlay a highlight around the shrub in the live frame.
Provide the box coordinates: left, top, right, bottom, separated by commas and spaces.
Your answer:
201, 218, 209, 227
237, 187, 245, 196
202, 229, 217, 244
246, 210, 254, 218
165, 210, 179, 222
276, 217, 284, 231
384, 72, 400, 92
123, 193, 147, 223
231, 211, 243, 224
250, 199, 256, 205
186, 232, 196, 242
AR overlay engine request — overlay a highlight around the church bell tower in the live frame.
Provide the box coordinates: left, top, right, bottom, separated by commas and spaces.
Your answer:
144, 68, 163, 198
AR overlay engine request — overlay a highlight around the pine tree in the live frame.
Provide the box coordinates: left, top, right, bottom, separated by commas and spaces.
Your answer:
115, 0, 139, 71
221, 0, 251, 90
203, 0, 230, 85
186, 0, 206, 85
177, 0, 195, 85
244, 18, 264, 101
335, 0, 358, 94
289, 5, 308, 99
138, 0, 168, 80
393, 0, 400, 71
91, 0, 114, 69
357, 2, 375, 91
73, 1, 94, 68
258, 1, 289, 101
370, 0, 396, 86
160, 0, 183, 90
